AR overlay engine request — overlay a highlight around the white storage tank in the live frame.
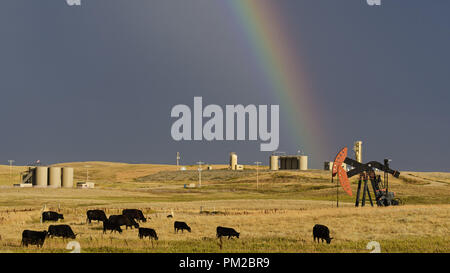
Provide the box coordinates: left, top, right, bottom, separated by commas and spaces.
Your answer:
62, 167, 74, 188
35, 167, 48, 187
270, 155, 279, 171
48, 167, 62, 188
230, 152, 238, 170
299, 156, 308, 171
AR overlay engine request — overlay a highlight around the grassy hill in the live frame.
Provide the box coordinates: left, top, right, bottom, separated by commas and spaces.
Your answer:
0, 162, 448, 253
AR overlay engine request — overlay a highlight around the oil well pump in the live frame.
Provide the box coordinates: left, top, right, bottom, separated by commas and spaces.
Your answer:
332, 147, 402, 207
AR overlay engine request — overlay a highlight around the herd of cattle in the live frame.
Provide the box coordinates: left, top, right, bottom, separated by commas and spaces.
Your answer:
21, 209, 333, 248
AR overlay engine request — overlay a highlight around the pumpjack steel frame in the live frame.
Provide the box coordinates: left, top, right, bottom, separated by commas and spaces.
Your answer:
332, 147, 402, 207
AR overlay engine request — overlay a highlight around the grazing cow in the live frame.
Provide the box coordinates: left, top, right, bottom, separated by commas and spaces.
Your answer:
48, 225, 77, 239
138, 228, 158, 241
216, 226, 240, 239
42, 211, 64, 222
103, 220, 123, 234
174, 221, 191, 233
313, 224, 333, 244
86, 209, 107, 224
122, 209, 147, 222
21, 230, 48, 247
108, 215, 139, 229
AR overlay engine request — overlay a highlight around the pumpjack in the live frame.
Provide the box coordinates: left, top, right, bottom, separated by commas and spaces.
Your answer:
332, 147, 402, 207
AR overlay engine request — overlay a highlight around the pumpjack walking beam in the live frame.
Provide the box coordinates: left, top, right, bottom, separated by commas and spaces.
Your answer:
332, 147, 401, 207
345, 157, 400, 207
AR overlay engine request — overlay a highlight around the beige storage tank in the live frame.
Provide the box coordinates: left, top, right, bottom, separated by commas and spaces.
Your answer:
48, 167, 62, 188
230, 152, 238, 170
270, 155, 279, 171
35, 167, 48, 187
354, 141, 362, 163
62, 167, 74, 188
299, 156, 308, 171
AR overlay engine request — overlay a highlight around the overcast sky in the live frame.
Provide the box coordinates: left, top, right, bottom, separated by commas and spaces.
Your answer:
0, 0, 448, 171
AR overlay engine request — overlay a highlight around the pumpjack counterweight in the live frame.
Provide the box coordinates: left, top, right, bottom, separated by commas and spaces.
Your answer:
332, 147, 402, 207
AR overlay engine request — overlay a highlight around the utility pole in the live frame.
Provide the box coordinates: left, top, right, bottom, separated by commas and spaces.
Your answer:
176, 152, 180, 166
197, 161, 204, 187
254, 161, 261, 190
85, 165, 91, 182
8, 160, 15, 184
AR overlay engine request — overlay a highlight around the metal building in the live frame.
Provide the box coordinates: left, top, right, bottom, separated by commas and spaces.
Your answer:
277, 155, 308, 171
324, 161, 347, 171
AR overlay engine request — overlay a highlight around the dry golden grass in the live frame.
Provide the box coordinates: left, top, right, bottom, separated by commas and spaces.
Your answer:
0, 202, 448, 253
0, 162, 448, 253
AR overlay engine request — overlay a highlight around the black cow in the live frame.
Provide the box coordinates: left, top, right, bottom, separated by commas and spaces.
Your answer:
103, 220, 123, 234
21, 230, 48, 247
174, 221, 191, 233
138, 228, 158, 241
108, 215, 139, 229
122, 209, 147, 222
216, 226, 240, 239
86, 209, 107, 224
48, 225, 77, 239
42, 211, 64, 222
313, 224, 333, 244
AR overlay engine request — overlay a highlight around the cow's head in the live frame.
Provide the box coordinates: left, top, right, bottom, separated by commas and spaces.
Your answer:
187, 226, 191, 233
43, 231, 49, 237
326, 237, 333, 244
236, 232, 240, 238
134, 223, 140, 228
58, 214, 64, 220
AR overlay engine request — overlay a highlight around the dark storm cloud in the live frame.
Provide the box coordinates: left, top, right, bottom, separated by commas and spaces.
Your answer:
0, 0, 448, 171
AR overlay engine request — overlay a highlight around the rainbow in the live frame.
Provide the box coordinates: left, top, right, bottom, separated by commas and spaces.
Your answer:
225, 1, 327, 162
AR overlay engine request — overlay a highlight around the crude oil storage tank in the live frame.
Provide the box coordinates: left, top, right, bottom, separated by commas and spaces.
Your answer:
270, 155, 279, 171
230, 152, 238, 170
62, 167, 74, 188
48, 167, 62, 188
299, 155, 308, 171
34, 167, 48, 187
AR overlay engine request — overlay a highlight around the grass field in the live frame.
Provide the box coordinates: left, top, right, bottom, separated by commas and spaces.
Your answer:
0, 162, 448, 253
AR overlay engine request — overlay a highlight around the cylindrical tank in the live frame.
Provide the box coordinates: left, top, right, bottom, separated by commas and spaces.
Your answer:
270, 155, 279, 171
35, 167, 48, 187
62, 167, 74, 188
48, 167, 62, 188
354, 141, 362, 163
230, 152, 238, 170
299, 156, 308, 171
